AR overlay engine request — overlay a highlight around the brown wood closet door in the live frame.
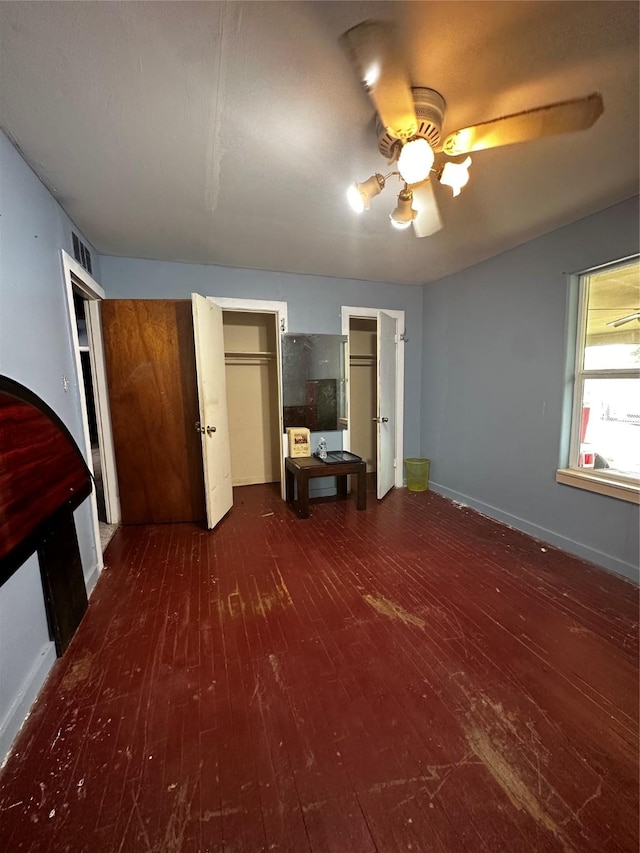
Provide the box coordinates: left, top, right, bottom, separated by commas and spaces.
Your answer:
101, 300, 205, 524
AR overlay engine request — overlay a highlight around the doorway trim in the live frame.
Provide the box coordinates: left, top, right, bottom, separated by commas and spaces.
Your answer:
61, 251, 120, 577
341, 306, 405, 489
208, 297, 288, 498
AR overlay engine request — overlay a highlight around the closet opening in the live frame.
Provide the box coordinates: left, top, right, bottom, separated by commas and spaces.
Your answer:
348, 317, 378, 488
222, 311, 281, 488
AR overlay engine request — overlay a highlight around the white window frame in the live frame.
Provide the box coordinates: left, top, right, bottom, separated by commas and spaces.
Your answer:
556, 256, 640, 504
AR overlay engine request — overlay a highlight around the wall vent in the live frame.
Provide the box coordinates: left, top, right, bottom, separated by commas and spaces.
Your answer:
72, 231, 92, 275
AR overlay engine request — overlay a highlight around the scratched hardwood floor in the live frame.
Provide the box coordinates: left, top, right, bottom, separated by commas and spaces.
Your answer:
0, 484, 637, 852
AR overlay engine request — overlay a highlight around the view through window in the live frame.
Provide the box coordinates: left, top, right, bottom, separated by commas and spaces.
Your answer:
573, 257, 640, 482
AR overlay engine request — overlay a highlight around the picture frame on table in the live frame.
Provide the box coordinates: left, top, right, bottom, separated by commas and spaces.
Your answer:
286, 427, 311, 458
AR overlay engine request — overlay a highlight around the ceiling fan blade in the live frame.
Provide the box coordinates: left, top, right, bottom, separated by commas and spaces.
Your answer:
442, 93, 604, 156
411, 180, 443, 238
339, 20, 417, 141
607, 312, 640, 328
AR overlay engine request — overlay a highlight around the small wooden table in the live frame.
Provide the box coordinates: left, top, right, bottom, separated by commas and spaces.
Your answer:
285, 456, 367, 519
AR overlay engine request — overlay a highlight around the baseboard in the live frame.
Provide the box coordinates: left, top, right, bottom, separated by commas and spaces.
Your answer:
430, 482, 639, 584
85, 561, 101, 596
232, 476, 279, 487
0, 642, 56, 768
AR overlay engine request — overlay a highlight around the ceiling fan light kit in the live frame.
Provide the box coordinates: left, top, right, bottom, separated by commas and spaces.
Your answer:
341, 20, 605, 238
438, 156, 473, 197
347, 172, 386, 212
397, 138, 434, 185
389, 188, 417, 229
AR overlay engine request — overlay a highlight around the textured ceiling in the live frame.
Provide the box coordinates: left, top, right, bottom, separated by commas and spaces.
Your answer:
1, 1, 638, 285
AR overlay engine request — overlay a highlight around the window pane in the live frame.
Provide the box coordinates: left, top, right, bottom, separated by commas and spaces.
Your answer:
579, 378, 640, 476
584, 343, 640, 371
583, 260, 640, 369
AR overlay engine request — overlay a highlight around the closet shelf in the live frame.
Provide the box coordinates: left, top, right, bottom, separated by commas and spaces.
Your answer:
225, 350, 275, 365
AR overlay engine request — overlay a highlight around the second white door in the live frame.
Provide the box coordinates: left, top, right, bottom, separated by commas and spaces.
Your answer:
376, 310, 397, 499
192, 294, 233, 529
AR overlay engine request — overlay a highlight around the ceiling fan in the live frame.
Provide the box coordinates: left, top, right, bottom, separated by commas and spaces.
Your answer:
607, 312, 640, 328
340, 20, 604, 237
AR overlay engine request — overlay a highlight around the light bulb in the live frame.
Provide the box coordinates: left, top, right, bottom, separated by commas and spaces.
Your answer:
347, 184, 365, 213
363, 62, 380, 89
389, 189, 416, 230
439, 156, 472, 197
346, 174, 385, 212
397, 138, 434, 185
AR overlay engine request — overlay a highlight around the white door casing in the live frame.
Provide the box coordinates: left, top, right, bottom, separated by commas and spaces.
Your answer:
376, 310, 397, 499
209, 297, 288, 500
192, 294, 233, 529
61, 250, 120, 583
341, 306, 405, 494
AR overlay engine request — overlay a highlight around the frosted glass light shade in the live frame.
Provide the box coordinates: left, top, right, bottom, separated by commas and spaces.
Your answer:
347, 184, 365, 213
439, 156, 472, 197
389, 190, 416, 229
347, 174, 385, 212
397, 138, 434, 184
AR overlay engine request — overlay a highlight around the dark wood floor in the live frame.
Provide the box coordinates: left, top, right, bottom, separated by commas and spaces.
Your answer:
0, 483, 637, 852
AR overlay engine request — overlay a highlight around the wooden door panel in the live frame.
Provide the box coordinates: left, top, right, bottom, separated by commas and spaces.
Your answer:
101, 300, 205, 524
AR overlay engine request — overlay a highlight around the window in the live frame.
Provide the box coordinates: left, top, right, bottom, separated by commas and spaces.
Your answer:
557, 257, 640, 502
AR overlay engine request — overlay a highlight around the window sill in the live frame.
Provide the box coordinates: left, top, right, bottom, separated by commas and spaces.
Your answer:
556, 468, 640, 504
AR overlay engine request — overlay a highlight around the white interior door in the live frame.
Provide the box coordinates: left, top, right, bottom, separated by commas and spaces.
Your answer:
342, 306, 404, 493
192, 294, 233, 529
376, 310, 397, 499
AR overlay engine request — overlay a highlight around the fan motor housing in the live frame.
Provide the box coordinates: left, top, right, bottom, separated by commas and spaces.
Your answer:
377, 87, 446, 159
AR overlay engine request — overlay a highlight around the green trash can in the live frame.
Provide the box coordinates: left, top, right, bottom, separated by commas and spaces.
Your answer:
405, 457, 430, 492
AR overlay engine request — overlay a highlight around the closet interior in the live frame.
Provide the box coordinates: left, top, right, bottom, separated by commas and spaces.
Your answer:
222, 311, 281, 487
349, 317, 377, 474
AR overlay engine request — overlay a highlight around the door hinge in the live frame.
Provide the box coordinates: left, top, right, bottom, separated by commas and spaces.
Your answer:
393, 458, 397, 468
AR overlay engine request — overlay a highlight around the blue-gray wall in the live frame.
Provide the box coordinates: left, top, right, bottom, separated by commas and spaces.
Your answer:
0, 132, 101, 761
99, 256, 425, 460
1, 124, 637, 769
421, 196, 639, 581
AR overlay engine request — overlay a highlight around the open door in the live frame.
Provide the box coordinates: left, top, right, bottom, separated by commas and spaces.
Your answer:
342, 306, 404, 497
192, 294, 233, 529
376, 310, 397, 499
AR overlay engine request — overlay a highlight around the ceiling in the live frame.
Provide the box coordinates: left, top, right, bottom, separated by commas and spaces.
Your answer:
1, 1, 638, 286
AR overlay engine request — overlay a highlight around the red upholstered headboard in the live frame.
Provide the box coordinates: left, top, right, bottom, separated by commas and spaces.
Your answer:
0, 376, 92, 653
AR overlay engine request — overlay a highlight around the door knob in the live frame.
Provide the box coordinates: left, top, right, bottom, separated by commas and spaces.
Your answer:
195, 421, 205, 434
206, 425, 216, 435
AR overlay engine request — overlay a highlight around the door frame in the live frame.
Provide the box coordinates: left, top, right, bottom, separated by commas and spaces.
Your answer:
208, 297, 288, 498
341, 306, 405, 490
61, 250, 120, 564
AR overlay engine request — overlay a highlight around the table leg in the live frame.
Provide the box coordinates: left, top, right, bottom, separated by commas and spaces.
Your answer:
337, 475, 348, 498
285, 467, 294, 504
356, 464, 366, 510
297, 473, 310, 518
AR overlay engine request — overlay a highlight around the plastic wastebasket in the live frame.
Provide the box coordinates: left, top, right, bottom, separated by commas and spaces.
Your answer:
405, 458, 430, 492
